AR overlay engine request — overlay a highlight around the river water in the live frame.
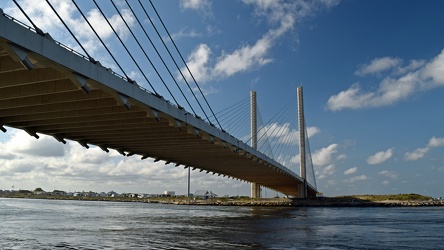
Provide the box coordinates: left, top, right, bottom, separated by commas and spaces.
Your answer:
1, 198, 443, 249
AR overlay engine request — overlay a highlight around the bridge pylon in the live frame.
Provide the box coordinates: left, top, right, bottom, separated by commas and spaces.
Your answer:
250, 91, 261, 198
297, 86, 308, 198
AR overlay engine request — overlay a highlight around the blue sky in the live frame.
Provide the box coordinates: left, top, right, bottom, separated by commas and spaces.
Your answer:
1, 0, 444, 198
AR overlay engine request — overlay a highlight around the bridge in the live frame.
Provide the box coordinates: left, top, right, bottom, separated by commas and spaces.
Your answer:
0, 2, 317, 198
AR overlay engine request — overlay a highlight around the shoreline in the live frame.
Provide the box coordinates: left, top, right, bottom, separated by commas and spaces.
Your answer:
1, 194, 443, 207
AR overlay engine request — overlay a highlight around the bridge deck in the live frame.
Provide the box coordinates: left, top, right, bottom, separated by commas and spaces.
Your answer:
0, 12, 316, 197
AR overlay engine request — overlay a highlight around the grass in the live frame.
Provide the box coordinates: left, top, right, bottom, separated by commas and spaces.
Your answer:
343, 193, 433, 201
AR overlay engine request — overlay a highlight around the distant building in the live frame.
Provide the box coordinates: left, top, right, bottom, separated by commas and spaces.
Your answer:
127, 193, 139, 198
34, 190, 45, 195
164, 191, 175, 196
51, 190, 66, 196
107, 191, 120, 197
85, 191, 98, 197
194, 190, 217, 199
18, 190, 33, 195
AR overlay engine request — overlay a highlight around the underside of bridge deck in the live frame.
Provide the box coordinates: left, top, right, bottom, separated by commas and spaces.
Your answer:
0, 15, 316, 197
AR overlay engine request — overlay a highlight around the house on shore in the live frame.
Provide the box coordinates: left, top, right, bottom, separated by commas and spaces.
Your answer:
51, 190, 66, 196
194, 190, 217, 199
164, 191, 175, 197
107, 191, 120, 197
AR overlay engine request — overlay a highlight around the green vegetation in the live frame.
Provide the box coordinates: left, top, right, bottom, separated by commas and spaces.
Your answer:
343, 194, 433, 201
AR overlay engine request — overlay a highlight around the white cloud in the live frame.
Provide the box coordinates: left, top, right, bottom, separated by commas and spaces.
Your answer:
328, 49, 444, 111
180, 44, 212, 82
378, 170, 398, 180
307, 126, 320, 138
404, 147, 429, 161
180, 0, 211, 12
395, 59, 426, 75
312, 144, 338, 166
192, 85, 219, 96
311, 143, 341, 180
345, 175, 367, 183
5, 130, 66, 158
420, 49, 444, 85
402, 136, 444, 162
355, 57, 402, 76
316, 164, 336, 180
343, 167, 357, 175
367, 148, 394, 165
290, 154, 300, 165
214, 37, 274, 78
336, 154, 346, 160
0, 151, 16, 160
83, 8, 135, 41
428, 136, 444, 147
167, 27, 201, 42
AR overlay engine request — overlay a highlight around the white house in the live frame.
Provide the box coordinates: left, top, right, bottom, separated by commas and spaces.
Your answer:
164, 191, 175, 196
194, 190, 217, 199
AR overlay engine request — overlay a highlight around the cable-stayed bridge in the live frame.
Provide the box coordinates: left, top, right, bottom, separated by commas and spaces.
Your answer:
0, 1, 317, 198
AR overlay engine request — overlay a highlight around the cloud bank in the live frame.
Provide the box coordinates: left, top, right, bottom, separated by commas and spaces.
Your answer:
0, 129, 245, 194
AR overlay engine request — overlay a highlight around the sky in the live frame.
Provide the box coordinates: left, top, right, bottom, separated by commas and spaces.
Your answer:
1, 0, 444, 198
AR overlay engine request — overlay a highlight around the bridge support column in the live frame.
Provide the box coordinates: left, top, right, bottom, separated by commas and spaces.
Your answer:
296, 181, 307, 199
250, 91, 261, 198
251, 182, 260, 198
297, 86, 307, 199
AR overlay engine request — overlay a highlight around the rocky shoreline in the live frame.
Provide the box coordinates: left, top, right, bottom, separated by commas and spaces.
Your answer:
2, 195, 443, 207
157, 198, 444, 207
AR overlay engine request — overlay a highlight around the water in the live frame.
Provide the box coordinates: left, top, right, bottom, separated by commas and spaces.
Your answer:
1, 198, 443, 249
